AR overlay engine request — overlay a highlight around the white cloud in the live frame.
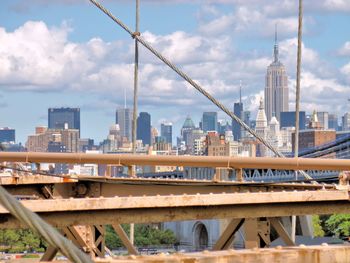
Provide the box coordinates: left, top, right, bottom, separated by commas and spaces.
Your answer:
338, 41, 350, 56
0, 18, 349, 133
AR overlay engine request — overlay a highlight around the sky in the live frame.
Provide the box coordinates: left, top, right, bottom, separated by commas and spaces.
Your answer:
0, 0, 350, 144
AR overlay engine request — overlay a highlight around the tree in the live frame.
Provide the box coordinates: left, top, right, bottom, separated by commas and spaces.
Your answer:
0, 229, 44, 253
312, 215, 325, 237
105, 224, 177, 249
326, 214, 350, 237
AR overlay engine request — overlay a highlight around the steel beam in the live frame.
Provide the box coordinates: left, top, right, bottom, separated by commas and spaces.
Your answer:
269, 217, 295, 246
112, 224, 138, 255
1, 202, 350, 229
213, 219, 244, 250
1, 152, 350, 170
100, 245, 350, 263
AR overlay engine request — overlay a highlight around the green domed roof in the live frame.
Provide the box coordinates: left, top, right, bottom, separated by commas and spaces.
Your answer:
182, 116, 195, 129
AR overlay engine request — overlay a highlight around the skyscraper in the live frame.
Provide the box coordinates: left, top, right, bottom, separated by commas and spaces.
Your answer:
202, 112, 218, 132
317, 112, 329, 130
280, 111, 306, 130
48, 108, 80, 131
0, 127, 15, 143
116, 108, 132, 141
264, 27, 289, 122
328, 114, 339, 131
137, 112, 151, 145
161, 122, 172, 145
232, 81, 243, 141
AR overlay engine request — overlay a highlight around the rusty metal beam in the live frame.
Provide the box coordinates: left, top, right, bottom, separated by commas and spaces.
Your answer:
40, 246, 58, 262
1, 201, 350, 229
213, 219, 244, 250
269, 217, 295, 246
244, 218, 259, 248
112, 224, 138, 255
1, 152, 350, 170
0, 190, 347, 214
99, 245, 350, 263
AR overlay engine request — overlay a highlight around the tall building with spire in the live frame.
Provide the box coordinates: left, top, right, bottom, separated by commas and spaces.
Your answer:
264, 26, 289, 122
232, 81, 243, 141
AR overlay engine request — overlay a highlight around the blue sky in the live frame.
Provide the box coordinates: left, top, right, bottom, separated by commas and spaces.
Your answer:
0, 0, 350, 144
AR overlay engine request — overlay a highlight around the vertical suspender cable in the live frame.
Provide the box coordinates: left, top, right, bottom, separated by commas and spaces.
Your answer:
130, 0, 140, 245
132, 0, 139, 157
292, 0, 303, 243
88, 0, 312, 180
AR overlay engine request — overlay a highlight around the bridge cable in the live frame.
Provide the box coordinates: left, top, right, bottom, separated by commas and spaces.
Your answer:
0, 184, 93, 263
89, 0, 312, 180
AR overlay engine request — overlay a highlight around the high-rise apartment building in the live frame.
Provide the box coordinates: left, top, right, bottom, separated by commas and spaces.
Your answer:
161, 122, 173, 145
137, 112, 151, 145
116, 108, 132, 141
264, 29, 289, 122
48, 108, 80, 131
202, 112, 218, 132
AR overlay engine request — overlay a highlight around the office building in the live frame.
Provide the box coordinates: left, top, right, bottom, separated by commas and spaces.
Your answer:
328, 114, 339, 131
264, 29, 289, 122
161, 122, 172, 145
342, 112, 350, 131
48, 108, 80, 131
116, 108, 132, 141
137, 112, 151, 145
232, 102, 243, 141
181, 116, 196, 148
0, 127, 15, 143
317, 112, 329, 130
280, 111, 306, 130
202, 112, 218, 132
292, 130, 336, 151
26, 127, 79, 153
48, 141, 68, 174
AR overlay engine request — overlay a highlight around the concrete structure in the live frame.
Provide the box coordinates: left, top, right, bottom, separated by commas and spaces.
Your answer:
48, 107, 80, 132
264, 29, 289, 122
137, 112, 151, 145
116, 108, 132, 142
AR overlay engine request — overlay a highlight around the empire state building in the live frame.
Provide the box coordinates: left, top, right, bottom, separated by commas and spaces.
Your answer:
264, 30, 289, 122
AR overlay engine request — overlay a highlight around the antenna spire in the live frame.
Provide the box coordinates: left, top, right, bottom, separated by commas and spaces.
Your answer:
274, 23, 279, 63
239, 80, 242, 104
124, 86, 127, 109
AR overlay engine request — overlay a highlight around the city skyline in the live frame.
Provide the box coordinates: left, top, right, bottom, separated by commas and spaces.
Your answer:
0, 1, 350, 143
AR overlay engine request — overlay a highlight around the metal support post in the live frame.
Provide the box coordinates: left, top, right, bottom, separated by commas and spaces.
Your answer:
244, 218, 259, 249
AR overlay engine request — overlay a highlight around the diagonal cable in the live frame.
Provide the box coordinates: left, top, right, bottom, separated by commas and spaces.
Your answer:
88, 0, 312, 180
0, 185, 93, 263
